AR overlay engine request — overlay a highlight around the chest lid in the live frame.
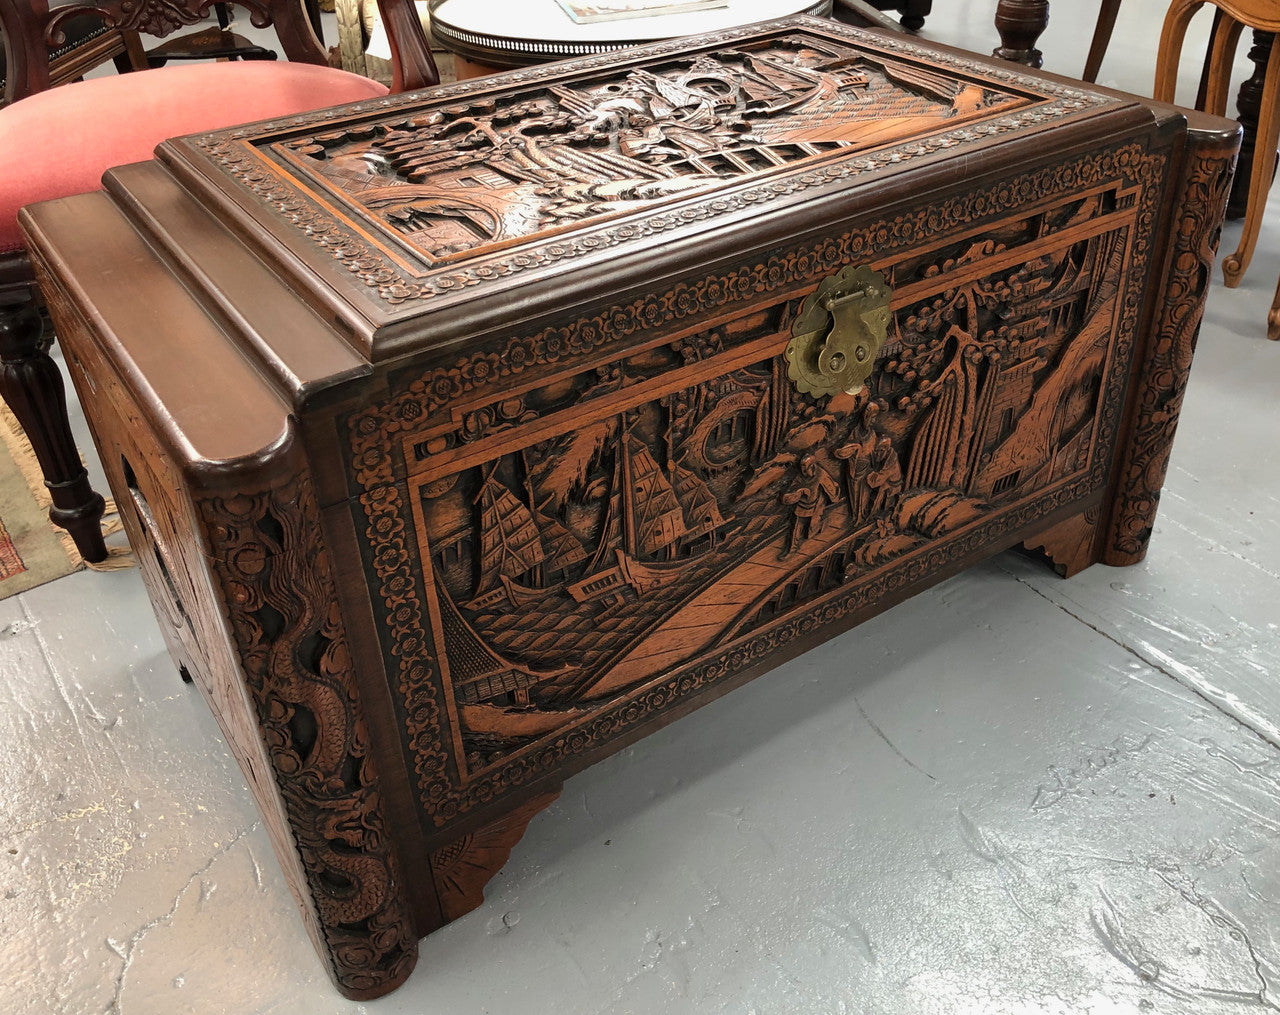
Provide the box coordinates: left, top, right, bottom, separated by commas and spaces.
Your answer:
154, 16, 1147, 364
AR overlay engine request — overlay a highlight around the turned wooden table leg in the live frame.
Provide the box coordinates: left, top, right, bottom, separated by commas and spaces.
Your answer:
1227, 30, 1277, 220
1083, 0, 1122, 82
900, 0, 931, 32
1222, 33, 1280, 286
1268, 272, 1280, 340
0, 301, 108, 562
994, 0, 1049, 68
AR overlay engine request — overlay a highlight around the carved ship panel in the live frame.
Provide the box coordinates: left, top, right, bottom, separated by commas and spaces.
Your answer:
346, 155, 1159, 827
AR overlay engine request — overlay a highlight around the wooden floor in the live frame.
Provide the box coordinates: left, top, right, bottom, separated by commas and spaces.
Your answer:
3, 3, 1279, 1012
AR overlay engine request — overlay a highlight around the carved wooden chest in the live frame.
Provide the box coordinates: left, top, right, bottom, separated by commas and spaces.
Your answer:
21, 18, 1237, 999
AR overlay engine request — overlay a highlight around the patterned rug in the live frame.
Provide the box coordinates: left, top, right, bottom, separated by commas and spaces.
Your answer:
0, 400, 131, 600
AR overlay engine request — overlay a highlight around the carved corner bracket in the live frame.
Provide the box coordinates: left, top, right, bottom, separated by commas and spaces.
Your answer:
429, 789, 562, 924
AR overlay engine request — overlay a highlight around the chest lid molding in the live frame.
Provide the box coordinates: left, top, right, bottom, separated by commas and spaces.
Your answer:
150, 17, 1145, 362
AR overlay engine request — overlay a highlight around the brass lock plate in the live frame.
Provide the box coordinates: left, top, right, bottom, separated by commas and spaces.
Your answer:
785, 265, 892, 398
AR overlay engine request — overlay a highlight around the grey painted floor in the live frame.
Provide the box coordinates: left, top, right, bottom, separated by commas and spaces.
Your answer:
4, 2, 1280, 1012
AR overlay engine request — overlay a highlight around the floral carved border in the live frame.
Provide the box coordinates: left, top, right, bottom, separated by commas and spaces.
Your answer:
346, 142, 1169, 828
200, 471, 418, 997
183, 20, 1115, 307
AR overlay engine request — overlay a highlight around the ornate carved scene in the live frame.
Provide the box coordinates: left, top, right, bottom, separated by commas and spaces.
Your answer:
393, 188, 1136, 779
274, 33, 1031, 264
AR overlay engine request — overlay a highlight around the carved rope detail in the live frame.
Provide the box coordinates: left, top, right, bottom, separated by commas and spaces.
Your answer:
1105, 143, 1237, 564
200, 473, 418, 996
349, 143, 1168, 826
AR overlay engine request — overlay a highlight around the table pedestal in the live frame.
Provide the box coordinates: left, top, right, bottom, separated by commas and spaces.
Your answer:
993, 0, 1049, 68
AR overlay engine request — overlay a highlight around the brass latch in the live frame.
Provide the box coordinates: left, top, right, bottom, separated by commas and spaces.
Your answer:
785, 265, 891, 398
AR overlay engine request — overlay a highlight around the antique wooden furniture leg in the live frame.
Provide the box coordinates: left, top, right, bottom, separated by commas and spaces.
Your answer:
0, 258, 107, 562
1156, 0, 1280, 290
1218, 36, 1280, 285
832, 0, 905, 31
1268, 272, 1280, 338
864, 0, 931, 31
427, 789, 562, 923
994, 0, 1049, 68
1083, 0, 1122, 81
1226, 30, 1277, 219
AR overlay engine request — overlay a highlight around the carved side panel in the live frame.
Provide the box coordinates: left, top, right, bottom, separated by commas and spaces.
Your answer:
1104, 140, 1237, 566
199, 470, 419, 999
347, 143, 1168, 829
37, 270, 421, 999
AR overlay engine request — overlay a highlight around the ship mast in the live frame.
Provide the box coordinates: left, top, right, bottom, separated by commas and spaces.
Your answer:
620, 413, 637, 559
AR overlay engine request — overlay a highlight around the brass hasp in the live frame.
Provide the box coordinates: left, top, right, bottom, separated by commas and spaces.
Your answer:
785, 265, 892, 398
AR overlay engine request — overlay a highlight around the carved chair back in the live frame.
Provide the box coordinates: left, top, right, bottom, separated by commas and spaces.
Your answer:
0, 3, 147, 106
0, 0, 330, 104
2, 0, 439, 103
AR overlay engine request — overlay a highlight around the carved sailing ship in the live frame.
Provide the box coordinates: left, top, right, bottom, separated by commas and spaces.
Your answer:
466, 457, 588, 611
568, 416, 728, 603
422, 222, 1128, 766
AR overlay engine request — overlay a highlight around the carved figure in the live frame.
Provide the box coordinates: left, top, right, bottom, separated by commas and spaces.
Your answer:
834, 401, 882, 527
866, 436, 904, 517
781, 454, 840, 551
280, 36, 1029, 263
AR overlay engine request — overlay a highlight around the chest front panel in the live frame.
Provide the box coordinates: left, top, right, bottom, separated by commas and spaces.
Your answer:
342, 141, 1166, 831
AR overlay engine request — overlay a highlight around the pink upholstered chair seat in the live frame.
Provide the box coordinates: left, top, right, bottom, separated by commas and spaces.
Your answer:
0, 60, 389, 252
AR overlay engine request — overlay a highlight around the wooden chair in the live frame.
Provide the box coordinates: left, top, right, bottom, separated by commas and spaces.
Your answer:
1084, 0, 1123, 82
1155, 0, 1280, 338
1, 5, 149, 108
144, 1, 328, 68
0, 0, 439, 561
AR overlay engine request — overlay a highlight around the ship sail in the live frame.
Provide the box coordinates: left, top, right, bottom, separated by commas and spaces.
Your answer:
627, 437, 688, 558
535, 502, 588, 576
585, 442, 627, 576
570, 421, 716, 604
474, 469, 545, 594
671, 461, 724, 540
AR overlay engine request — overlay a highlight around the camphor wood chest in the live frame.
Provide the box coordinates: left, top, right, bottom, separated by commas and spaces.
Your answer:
21, 17, 1238, 998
